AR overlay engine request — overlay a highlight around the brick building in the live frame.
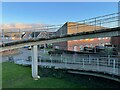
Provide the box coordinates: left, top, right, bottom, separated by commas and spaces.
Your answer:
53, 22, 120, 52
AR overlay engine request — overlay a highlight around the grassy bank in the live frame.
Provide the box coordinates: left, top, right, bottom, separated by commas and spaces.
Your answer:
2, 62, 119, 89
2, 62, 85, 88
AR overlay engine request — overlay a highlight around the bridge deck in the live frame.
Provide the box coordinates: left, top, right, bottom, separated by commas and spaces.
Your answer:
1, 27, 120, 52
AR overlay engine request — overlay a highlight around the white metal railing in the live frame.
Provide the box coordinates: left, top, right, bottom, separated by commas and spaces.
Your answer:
14, 54, 120, 76
39, 54, 119, 75
1, 12, 120, 44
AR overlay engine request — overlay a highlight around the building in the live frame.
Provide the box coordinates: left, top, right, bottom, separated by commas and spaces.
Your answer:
53, 22, 120, 52
111, 36, 120, 52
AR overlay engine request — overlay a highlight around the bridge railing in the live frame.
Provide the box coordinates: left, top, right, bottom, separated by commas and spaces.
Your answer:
66, 12, 119, 35
1, 12, 120, 44
14, 54, 120, 76
39, 54, 119, 75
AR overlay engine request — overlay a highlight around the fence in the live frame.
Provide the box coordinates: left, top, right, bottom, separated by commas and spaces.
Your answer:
1, 12, 120, 43
15, 54, 120, 76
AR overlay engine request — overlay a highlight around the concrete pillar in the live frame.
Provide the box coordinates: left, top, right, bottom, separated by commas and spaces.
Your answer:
31, 45, 40, 80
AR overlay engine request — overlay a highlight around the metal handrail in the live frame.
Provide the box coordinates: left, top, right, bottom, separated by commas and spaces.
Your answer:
14, 54, 120, 76
1, 12, 119, 42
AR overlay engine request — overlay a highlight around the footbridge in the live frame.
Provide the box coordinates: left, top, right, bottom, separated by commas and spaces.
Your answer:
1, 12, 120, 52
1, 12, 120, 81
1, 27, 120, 52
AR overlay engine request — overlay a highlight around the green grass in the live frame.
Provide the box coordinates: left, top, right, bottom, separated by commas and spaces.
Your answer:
2, 62, 119, 89
2, 62, 85, 88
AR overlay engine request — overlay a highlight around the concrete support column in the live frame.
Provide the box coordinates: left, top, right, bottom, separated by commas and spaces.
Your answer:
31, 45, 40, 80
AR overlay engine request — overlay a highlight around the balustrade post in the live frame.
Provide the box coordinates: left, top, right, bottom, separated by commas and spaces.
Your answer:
113, 59, 116, 74
82, 58, 85, 69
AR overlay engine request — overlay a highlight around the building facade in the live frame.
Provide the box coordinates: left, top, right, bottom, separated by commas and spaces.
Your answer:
53, 22, 120, 52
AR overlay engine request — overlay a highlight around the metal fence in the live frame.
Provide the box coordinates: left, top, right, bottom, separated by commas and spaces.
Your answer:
15, 54, 120, 76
